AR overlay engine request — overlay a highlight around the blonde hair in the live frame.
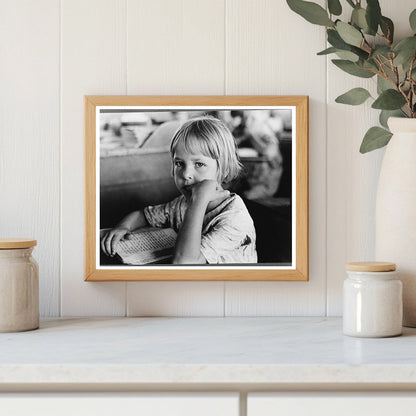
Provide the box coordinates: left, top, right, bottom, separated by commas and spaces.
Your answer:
170, 115, 242, 184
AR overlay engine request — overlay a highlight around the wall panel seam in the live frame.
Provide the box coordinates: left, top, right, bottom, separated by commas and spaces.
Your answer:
324, 1, 329, 318
59, 0, 63, 317
224, 0, 228, 95
223, 0, 227, 314
325, 40, 329, 318
125, 0, 129, 96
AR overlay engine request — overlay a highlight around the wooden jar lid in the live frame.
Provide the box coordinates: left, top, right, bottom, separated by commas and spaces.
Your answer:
0, 239, 37, 249
346, 261, 396, 272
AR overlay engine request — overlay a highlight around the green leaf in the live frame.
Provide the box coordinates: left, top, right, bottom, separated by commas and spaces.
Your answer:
327, 29, 369, 59
393, 36, 416, 71
366, 0, 382, 35
394, 36, 416, 53
335, 87, 371, 105
332, 59, 375, 78
335, 50, 359, 62
351, 7, 369, 32
328, 0, 342, 16
327, 28, 347, 48
286, 0, 334, 27
376, 65, 403, 94
370, 46, 392, 71
371, 46, 392, 58
360, 127, 392, 153
372, 89, 407, 110
410, 9, 416, 32
350, 46, 369, 60
317, 46, 359, 61
362, 59, 379, 71
336, 21, 363, 47
377, 75, 393, 94
317, 46, 338, 55
379, 110, 402, 129
380, 16, 394, 43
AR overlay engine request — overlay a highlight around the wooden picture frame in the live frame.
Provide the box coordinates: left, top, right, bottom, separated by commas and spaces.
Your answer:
85, 96, 308, 281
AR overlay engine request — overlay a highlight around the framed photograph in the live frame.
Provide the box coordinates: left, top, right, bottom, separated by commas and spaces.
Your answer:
85, 96, 308, 281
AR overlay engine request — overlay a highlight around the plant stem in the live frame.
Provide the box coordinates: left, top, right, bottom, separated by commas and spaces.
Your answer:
409, 56, 416, 117
390, 58, 400, 85
379, 19, 393, 48
397, 81, 412, 118
376, 56, 399, 89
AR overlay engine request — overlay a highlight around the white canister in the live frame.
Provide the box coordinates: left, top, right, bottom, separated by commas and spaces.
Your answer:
343, 262, 402, 338
0, 239, 39, 332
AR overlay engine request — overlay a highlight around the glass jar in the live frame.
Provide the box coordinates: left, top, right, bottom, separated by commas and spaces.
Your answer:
343, 262, 402, 338
0, 239, 39, 332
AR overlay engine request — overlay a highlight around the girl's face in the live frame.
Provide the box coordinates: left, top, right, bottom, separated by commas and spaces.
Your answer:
172, 142, 219, 200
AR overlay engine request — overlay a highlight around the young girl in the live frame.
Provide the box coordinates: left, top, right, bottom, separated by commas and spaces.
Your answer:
101, 115, 257, 264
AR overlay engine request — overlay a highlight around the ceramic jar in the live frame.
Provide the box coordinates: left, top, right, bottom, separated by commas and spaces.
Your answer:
0, 239, 39, 332
343, 262, 402, 338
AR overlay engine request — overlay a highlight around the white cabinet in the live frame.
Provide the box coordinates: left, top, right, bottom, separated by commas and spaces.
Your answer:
0, 393, 239, 416
248, 393, 416, 416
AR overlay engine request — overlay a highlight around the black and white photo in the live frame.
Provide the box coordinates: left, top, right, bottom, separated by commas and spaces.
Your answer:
84, 96, 308, 281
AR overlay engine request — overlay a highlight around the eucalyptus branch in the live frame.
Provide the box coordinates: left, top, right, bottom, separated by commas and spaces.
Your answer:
377, 54, 392, 66
362, 37, 373, 53
286, 0, 416, 151
397, 82, 413, 117
383, 56, 397, 76
375, 57, 399, 89
406, 56, 415, 82
408, 56, 416, 117
376, 57, 391, 72
390, 58, 400, 86
357, 64, 382, 78
374, 56, 385, 72
378, 21, 393, 48
411, 75, 416, 107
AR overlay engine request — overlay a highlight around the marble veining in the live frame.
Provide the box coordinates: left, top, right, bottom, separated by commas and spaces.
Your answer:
0, 317, 416, 385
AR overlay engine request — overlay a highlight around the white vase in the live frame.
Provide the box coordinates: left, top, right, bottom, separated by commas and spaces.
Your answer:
375, 117, 416, 327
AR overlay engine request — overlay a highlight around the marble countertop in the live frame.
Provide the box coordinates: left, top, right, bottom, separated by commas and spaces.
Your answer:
1, 317, 416, 389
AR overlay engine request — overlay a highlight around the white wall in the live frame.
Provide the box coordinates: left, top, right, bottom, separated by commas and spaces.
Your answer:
1, 0, 413, 317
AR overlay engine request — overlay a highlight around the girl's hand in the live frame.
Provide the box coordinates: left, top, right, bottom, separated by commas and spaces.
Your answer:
190, 180, 230, 204
101, 227, 131, 257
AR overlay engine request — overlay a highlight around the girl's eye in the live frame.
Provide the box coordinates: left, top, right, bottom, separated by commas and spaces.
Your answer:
195, 162, 206, 168
174, 161, 184, 168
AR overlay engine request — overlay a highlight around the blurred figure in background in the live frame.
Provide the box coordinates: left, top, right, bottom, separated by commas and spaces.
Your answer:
224, 110, 283, 200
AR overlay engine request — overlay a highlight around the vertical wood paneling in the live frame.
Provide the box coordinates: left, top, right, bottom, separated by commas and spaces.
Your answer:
125, 0, 226, 316
224, 0, 327, 315
326, 75, 383, 316
127, 282, 225, 316
326, 0, 416, 316
126, 0, 225, 95
0, 1, 60, 317
61, 0, 127, 316
7, 0, 411, 317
